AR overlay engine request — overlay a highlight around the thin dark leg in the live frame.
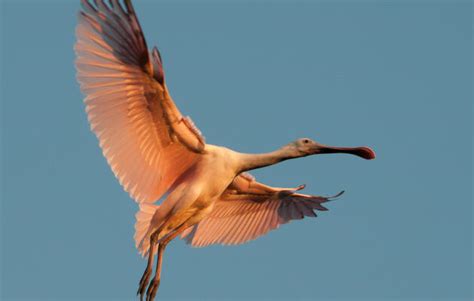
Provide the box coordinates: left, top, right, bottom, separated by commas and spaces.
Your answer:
145, 224, 190, 301
137, 236, 157, 301
138, 220, 168, 300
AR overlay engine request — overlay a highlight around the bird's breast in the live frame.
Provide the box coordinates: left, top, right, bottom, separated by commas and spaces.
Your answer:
194, 155, 238, 201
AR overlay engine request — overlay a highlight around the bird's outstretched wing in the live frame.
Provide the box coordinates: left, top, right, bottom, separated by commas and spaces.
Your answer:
181, 173, 343, 247
75, 0, 206, 203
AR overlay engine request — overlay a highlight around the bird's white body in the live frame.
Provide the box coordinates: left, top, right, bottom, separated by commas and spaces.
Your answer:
149, 145, 240, 242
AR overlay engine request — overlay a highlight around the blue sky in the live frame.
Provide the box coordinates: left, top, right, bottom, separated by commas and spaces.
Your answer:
1, 0, 472, 300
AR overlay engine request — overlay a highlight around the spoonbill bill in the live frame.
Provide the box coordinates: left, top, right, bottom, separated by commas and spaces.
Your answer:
75, 0, 376, 300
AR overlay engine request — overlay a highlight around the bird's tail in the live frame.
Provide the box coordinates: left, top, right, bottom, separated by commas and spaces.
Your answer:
134, 203, 160, 257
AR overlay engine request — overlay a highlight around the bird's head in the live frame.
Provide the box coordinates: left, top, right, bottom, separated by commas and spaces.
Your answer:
286, 138, 376, 160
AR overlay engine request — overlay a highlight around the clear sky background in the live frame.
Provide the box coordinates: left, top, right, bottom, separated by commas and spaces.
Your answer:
1, 0, 472, 300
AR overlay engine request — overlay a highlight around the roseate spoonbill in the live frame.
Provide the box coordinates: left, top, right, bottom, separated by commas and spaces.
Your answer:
75, 0, 376, 300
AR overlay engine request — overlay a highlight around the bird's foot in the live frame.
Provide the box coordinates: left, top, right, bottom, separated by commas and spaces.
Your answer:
146, 278, 161, 301
137, 267, 152, 300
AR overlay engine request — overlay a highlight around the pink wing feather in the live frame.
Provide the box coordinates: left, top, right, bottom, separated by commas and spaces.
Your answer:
75, 0, 205, 203
182, 174, 343, 247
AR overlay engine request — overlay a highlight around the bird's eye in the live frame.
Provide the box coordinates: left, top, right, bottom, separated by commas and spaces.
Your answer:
303, 139, 309, 144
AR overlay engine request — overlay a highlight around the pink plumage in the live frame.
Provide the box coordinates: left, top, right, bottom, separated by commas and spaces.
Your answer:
74, 1, 375, 300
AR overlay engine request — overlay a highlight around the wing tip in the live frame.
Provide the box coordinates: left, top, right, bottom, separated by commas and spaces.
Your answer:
151, 47, 165, 84
327, 190, 345, 201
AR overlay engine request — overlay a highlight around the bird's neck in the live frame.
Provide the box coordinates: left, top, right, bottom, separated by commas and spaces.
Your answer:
236, 147, 300, 173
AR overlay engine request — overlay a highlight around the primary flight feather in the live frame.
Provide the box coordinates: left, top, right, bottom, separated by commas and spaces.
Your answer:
74, 0, 376, 300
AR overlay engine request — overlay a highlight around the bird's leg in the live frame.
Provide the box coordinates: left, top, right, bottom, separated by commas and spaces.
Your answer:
145, 223, 191, 301
138, 220, 168, 300
137, 234, 158, 300
145, 242, 165, 301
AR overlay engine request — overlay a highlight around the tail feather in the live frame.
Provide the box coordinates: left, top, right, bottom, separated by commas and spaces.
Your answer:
134, 203, 160, 257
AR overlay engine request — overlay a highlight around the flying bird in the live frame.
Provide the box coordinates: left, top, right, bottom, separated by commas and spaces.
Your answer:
75, 0, 376, 300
